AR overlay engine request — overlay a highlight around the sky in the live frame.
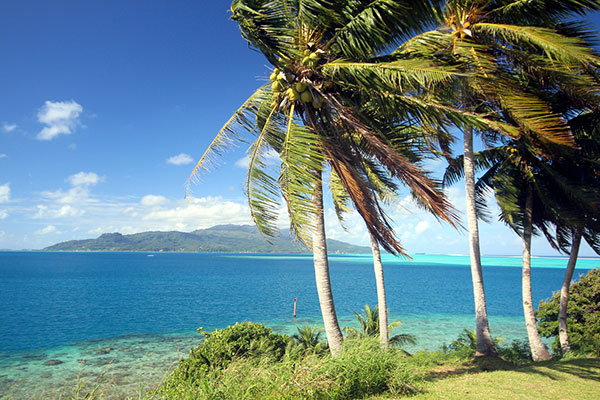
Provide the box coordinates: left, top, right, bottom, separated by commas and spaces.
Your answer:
1, 1, 599, 257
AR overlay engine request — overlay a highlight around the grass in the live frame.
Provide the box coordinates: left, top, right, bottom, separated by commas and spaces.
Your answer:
55, 340, 599, 399
381, 357, 600, 400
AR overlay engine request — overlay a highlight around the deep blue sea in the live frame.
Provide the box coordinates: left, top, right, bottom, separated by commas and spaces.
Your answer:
0, 251, 597, 398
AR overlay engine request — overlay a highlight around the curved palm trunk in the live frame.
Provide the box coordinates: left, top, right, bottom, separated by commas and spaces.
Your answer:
558, 230, 582, 353
522, 184, 552, 361
463, 126, 497, 357
312, 172, 344, 355
369, 232, 389, 348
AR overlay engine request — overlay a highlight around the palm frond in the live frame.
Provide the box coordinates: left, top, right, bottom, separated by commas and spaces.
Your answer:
279, 106, 324, 245
246, 106, 283, 239
186, 85, 270, 196
488, 0, 600, 25
474, 23, 598, 66
323, 58, 465, 92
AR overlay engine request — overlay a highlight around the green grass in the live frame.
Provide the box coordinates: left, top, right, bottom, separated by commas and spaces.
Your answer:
57, 343, 599, 399
388, 357, 600, 400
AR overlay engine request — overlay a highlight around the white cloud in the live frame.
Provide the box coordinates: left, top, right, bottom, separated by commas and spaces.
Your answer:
37, 100, 83, 140
0, 183, 10, 203
35, 225, 57, 235
67, 172, 101, 187
34, 204, 84, 219
40, 186, 93, 205
415, 220, 430, 234
167, 153, 194, 165
141, 195, 168, 207
0, 210, 7, 219
141, 196, 252, 230
2, 123, 17, 133
0, 154, 6, 159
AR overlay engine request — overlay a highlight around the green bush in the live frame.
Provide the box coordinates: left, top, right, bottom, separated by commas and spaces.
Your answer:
497, 339, 532, 363
319, 337, 416, 399
158, 334, 419, 399
163, 322, 290, 387
537, 268, 600, 356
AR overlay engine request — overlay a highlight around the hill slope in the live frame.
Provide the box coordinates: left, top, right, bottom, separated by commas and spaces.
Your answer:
42, 224, 369, 254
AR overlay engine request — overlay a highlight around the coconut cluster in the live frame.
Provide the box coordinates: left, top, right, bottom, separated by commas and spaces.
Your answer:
269, 67, 324, 109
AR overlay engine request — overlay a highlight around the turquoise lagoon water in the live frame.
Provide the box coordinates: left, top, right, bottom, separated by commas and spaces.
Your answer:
0, 252, 597, 399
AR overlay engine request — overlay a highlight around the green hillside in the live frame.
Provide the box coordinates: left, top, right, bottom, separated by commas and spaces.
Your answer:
42, 224, 369, 254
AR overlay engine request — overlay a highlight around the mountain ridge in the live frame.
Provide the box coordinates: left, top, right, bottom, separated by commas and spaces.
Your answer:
42, 224, 370, 254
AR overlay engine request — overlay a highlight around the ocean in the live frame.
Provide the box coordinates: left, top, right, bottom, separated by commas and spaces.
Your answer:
0, 252, 597, 398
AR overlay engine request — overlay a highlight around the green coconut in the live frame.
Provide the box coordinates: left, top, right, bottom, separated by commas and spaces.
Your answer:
272, 81, 284, 92
286, 87, 300, 101
309, 52, 319, 61
269, 72, 278, 81
295, 82, 307, 92
300, 90, 312, 103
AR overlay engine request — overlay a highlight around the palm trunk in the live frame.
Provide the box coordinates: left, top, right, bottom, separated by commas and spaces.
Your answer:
463, 126, 497, 357
558, 230, 582, 353
369, 232, 389, 348
312, 172, 343, 355
522, 184, 552, 361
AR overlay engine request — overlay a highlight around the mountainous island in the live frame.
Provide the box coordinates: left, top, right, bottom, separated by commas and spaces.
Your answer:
42, 224, 370, 253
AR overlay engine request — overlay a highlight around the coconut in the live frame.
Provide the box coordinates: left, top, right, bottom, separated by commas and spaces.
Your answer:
295, 82, 307, 92
286, 87, 300, 101
300, 90, 312, 103
309, 52, 319, 61
269, 72, 278, 81
272, 81, 284, 92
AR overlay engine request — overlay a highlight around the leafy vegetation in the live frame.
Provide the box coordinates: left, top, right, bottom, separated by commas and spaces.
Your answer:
537, 269, 600, 356
344, 304, 416, 348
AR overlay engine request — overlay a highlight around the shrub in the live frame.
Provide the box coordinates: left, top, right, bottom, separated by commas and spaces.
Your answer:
320, 337, 417, 399
537, 268, 600, 356
163, 322, 290, 387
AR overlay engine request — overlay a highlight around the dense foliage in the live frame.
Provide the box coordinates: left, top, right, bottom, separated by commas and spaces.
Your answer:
160, 321, 423, 399
537, 269, 600, 356
165, 322, 289, 386
441, 328, 532, 363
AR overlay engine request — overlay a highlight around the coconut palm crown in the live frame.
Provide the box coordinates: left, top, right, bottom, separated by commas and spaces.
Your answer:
185, 0, 513, 255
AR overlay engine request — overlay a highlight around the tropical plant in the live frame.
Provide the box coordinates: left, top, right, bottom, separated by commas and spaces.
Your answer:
291, 324, 328, 355
344, 305, 416, 348
412, 0, 600, 357
187, 0, 477, 354
537, 269, 600, 357
542, 111, 600, 353
167, 322, 290, 385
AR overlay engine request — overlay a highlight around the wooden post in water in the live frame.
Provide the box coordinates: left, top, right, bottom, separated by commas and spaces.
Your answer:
293, 298, 297, 318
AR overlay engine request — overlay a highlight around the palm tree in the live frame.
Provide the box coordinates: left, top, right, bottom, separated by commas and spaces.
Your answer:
188, 0, 470, 355
291, 324, 328, 355
402, 0, 600, 357
444, 133, 599, 360
344, 304, 417, 348
543, 112, 600, 353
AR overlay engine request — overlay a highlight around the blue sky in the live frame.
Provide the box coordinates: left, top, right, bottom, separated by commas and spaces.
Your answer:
1, 1, 599, 257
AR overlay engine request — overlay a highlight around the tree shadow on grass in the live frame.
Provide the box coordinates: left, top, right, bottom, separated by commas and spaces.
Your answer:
422, 357, 599, 383
422, 356, 517, 382
520, 358, 600, 382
